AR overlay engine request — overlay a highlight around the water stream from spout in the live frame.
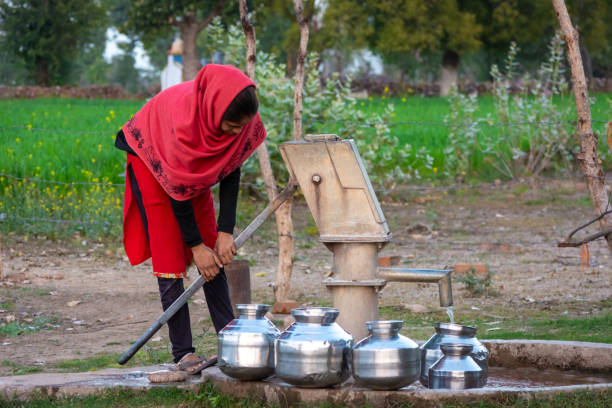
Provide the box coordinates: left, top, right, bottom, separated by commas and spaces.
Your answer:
445, 306, 454, 324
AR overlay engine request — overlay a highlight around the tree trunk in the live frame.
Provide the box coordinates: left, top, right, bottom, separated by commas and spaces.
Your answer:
579, 40, 592, 87
180, 22, 202, 81
552, 0, 612, 252
293, 0, 309, 142
177, 2, 225, 82
0, 235, 3, 280
269, 0, 311, 302
440, 50, 459, 96
239, 0, 297, 303
35, 57, 50, 86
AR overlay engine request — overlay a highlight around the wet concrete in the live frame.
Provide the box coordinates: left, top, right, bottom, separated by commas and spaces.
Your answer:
0, 365, 204, 400
0, 340, 611, 405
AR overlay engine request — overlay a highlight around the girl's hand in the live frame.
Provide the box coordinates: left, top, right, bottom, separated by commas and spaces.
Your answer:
215, 231, 237, 265
192, 243, 222, 281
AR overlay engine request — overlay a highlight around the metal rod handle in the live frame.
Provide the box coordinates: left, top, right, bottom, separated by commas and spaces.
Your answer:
118, 183, 297, 365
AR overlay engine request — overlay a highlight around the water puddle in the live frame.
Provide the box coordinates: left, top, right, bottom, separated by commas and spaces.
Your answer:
408, 366, 612, 390
483, 366, 612, 388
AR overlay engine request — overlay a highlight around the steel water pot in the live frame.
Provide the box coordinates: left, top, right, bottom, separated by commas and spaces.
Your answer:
419, 323, 489, 386
428, 343, 486, 389
352, 320, 420, 390
275, 307, 353, 388
218, 304, 280, 381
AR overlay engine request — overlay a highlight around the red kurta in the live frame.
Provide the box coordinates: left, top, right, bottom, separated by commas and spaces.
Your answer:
123, 154, 218, 278
120, 64, 266, 277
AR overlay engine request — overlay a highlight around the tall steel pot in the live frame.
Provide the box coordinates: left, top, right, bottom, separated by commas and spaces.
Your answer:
218, 304, 280, 380
275, 307, 353, 388
352, 320, 420, 390
420, 323, 489, 386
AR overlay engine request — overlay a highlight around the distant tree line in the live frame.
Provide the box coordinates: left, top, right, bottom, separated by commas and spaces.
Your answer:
0, 0, 610, 93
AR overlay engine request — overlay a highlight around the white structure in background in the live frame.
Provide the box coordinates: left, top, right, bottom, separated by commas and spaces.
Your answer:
161, 39, 184, 90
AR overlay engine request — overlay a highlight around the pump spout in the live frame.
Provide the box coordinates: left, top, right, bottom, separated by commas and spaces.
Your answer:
376, 268, 453, 307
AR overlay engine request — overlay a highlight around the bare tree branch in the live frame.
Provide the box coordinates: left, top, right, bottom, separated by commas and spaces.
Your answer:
196, 0, 225, 32
292, 0, 309, 141
552, 0, 612, 251
238, 0, 296, 304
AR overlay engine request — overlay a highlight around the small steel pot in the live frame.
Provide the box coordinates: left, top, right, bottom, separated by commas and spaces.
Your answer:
352, 320, 420, 390
420, 323, 489, 386
428, 343, 486, 389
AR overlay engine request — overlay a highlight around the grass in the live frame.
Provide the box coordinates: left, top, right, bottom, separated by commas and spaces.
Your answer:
0, 383, 610, 407
379, 299, 612, 343
356, 93, 612, 149
0, 316, 61, 337
0, 94, 610, 239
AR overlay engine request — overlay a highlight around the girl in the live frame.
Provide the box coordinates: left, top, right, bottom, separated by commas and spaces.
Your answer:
115, 64, 266, 374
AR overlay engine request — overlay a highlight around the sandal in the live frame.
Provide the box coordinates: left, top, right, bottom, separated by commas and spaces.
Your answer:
169, 353, 204, 372
185, 355, 218, 375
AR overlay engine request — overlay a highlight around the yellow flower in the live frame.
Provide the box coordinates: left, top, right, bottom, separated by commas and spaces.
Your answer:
105, 116, 111, 122
368, 96, 373, 101
51, 170, 55, 176
91, 158, 96, 163
26, 124, 32, 131
384, 86, 389, 93
28, 154, 32, 159
15, 137, 21, 143
38, 141, 43, 147
97, 144, 102, 152
401, 97, 406, 102
433, 167, 438, 173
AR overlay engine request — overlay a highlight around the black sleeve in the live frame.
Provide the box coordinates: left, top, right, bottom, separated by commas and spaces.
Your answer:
217, 167, 241, 234
170, 198, 203, 248
114, 129, 136, 155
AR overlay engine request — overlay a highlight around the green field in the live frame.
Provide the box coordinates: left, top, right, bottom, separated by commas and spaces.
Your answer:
0, 94, 611, 237
356, 93, 612, 176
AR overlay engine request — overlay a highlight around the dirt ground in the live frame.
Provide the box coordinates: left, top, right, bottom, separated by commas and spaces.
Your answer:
1, 179, 611, 376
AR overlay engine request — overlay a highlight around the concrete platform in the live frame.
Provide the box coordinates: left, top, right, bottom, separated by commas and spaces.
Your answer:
0, 365, 204, 400
0, 340, 611, 406
202, 366, 612, 407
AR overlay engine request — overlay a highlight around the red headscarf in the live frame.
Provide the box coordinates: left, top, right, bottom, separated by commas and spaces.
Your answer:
122, 64, 266, 200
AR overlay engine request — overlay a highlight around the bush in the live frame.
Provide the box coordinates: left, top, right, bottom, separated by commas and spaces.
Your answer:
202, 19, 432, 191
445, 33, 577, 179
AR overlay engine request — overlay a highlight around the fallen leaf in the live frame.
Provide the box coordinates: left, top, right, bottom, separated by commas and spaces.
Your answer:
255, 272, 267, 278
67, 300, 81, 307
126, 314, 133, 320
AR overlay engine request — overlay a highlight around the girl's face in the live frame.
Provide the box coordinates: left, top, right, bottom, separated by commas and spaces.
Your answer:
220, 115, 254, 136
